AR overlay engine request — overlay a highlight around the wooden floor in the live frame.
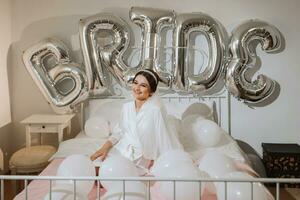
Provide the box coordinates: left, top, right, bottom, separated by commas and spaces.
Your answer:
286, 188, 300, 200
2, 180, 300, 200
268, 186, 300, 200
2, 179, 31, 200
3, 180, 14, 200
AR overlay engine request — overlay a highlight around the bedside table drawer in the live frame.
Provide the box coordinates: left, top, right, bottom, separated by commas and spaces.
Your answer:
29, 125, 58, 133
22, 114, 74, 147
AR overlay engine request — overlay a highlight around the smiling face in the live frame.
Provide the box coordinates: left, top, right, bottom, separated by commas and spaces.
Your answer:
132, 74, 152, 101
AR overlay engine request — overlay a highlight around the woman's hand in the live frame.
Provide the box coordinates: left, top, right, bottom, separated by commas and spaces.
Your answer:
90, 141, 113, 161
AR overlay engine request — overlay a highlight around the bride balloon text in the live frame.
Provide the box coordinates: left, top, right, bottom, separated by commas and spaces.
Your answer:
22, 7, 283, 113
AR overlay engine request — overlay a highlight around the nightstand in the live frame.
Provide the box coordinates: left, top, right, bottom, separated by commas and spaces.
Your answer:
21, 114, 75, 147
262, 143, 300, 187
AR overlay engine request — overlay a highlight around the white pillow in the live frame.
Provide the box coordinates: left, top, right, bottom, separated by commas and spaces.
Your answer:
84, 117, 110, 138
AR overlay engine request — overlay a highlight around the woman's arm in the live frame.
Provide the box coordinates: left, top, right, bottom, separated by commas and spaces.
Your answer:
107, 123, 123, 145
90, 140, 113, 161
91, 105, 125, 161
90, 124, 123, 161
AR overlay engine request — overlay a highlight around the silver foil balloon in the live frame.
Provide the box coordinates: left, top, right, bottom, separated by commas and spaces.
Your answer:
225, 19, 282, 103
79, 13, 136, 90
130, 7, 175, 88
173, 13, 228, 94
23, 38, 88, 114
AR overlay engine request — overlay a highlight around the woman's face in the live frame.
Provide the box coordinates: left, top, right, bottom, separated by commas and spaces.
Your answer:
132, 75, 152, 101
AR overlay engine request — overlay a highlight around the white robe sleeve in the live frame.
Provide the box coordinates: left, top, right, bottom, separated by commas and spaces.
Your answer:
107, 105, 125, 145
108, 123, 123, 145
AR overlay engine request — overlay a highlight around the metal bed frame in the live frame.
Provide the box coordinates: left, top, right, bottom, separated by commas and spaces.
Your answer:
86, 89, 231, 134
1, 175, 300, 199
1, 91, 299, 200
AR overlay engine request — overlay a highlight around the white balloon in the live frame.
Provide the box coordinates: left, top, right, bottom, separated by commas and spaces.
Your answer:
102, 181, 146, 200
43, 184, 86, 200
84, 117, 110, 138
100, 155, 139, 190
198, 151, 237, 178
56, 155, 95, 196
216, 172, 271, 200
151, 149, 193, 176
194, 119, 222, 147
158, 162, 202, 200
182, 117, 222, 148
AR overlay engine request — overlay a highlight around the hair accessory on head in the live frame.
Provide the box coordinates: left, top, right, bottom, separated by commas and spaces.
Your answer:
139, 69, 158, 84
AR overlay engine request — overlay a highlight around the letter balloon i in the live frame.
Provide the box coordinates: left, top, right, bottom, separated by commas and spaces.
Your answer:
23, 38, 88, 114
225, 19, 283, 104
130, 7, 175, 89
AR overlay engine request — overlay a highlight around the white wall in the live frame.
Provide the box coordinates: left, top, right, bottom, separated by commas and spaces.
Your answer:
9, 0, 300, 154
0, 0, 12, 127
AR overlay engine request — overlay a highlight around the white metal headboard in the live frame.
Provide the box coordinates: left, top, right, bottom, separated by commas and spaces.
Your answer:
80, 89, 231, 135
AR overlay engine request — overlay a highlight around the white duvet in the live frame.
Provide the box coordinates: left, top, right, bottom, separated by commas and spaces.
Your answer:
51, 130, 248, 165
50, 133, 106, 160
51, 100, 248, 165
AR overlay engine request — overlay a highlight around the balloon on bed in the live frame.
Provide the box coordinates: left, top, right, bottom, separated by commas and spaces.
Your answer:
22, 7, 284, 114
54, 154, 95, 198
152, 149, 204, 200
100, 155, 147, 200
215, 171, 272, 200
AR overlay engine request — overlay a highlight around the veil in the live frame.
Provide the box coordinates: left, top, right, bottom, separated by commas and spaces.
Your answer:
146, 94, 183, 150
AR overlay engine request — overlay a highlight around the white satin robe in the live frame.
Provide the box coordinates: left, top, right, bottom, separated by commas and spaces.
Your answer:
108, 96, 182, 161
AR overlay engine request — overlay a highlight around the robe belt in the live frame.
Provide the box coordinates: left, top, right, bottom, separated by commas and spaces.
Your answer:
126, 144, 142, 161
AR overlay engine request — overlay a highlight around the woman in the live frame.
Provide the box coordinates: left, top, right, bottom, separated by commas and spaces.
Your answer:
90, 69, 182, 167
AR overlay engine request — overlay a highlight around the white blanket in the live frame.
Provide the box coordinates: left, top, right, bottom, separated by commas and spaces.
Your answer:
50, 134, 106, 160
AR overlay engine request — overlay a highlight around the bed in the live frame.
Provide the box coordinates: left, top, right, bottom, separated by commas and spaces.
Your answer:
1, 91, 281, 200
